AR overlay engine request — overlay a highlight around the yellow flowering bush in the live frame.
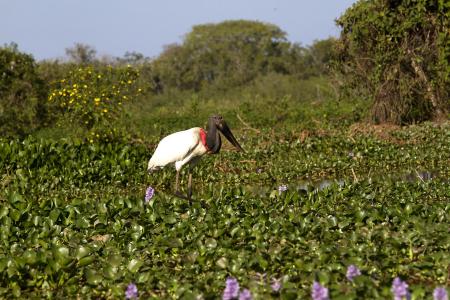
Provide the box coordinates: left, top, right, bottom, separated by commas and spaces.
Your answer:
48, 65, 141, 140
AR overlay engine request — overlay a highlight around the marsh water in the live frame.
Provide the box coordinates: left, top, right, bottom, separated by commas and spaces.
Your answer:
246, 169, 440, 197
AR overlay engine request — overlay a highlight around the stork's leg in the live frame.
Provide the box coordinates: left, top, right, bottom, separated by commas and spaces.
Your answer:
186, 157, 202, 201
174, 169, 189, 200
173, 157, 200, 201
175, 170, 181, 194
187, 171, 193, 200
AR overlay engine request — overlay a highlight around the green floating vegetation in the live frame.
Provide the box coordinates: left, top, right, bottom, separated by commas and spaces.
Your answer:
0, 123, 449, 299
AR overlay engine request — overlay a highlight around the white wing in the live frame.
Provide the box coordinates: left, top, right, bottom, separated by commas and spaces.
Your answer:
147, 128, 204, 171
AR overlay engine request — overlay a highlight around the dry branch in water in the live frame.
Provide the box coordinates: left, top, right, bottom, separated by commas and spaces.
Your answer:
236, 113, 260, 134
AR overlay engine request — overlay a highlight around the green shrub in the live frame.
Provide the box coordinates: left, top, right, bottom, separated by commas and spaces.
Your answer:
334, 0, 450, 124
48, 65, 141, 141
0, 43, 48, 137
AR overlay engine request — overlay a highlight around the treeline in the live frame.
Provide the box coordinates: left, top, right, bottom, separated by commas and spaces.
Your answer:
0, 20, 335, 138
1, 1, 449, 138
37, 20, 335, 92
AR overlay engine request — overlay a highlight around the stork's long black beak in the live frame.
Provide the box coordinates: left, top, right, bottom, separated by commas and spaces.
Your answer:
218, 121, 244, 152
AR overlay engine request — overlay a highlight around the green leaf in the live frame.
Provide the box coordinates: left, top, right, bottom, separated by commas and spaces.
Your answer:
78, 256, 95, 267
205, 238, 217, 249
85, 269, 102, 285
216, 257, 228, 269
0, 206, 9, 219
75, 246, 91, 260
49, 209, 61, 222
127, 258, 143, 273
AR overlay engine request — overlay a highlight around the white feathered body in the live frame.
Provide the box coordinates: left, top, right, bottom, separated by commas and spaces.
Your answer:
147, 127, 208, 172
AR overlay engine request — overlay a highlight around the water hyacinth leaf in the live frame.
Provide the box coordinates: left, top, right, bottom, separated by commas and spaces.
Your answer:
216, 257, 228, 269
47, 259, 62, 273
103, 265, 118, 280
255, 255, 268, 270
137, 272, 151, 283
6, 259, 18, 278
0, 223, 10, 240
165, 238, 184, 248
205, 238, 217, 249
75, 216, 90, 229
410, 286, 426, 299
185, 251, 199, 264
85, 269, 103, 286
97, 202, 108, 215
0, 206, 9, 218
130, 223, 144, 241
108, 254, 123, 267
230, 261, 242, 274
127, 258, 143, 273
109, 286, 123, 298
317, 272, 330, 284
230, 226, 241, 237
22, 250, 37, 265
130, 231, 142, 241
0, 258, 7, 273
8, 192, 24, 204
9, 209, 21, 222
164, 214, 177, 224
78, 256, 95, 267
11, 282, 21, 298
54, 246, 70, 260
75, 246, 91, 260
49, 209, 61, 222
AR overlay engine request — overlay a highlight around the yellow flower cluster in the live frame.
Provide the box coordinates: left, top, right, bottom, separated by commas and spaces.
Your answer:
48, 65, 141, 134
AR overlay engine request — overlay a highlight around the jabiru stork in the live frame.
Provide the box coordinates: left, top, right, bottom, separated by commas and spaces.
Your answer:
147, 115, 244, 200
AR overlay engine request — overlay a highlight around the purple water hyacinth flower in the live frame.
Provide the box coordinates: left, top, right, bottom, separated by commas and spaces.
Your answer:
239, 289, 252, 300
125, 283, 138, 299
311, 281, 329, 300
145, 186, 154, 203
278, 185, 288, 193
223, 277, 240, 300
271, 278, 282, 292
434, 287, 448, 300
346, 264, 361, 281
391, 277, 410, 300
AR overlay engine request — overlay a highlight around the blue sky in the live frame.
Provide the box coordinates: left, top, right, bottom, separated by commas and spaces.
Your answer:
1, 0, 356, 61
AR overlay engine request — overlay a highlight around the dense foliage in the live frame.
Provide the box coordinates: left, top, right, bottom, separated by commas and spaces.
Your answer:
335, 0, 450, 124
0, 123, 449, 298
0, 44, 49, 137
48, 65, 141, 140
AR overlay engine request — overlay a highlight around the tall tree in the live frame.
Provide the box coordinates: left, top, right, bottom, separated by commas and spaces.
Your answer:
65, 43, 97, 64
152, 20, 297, 91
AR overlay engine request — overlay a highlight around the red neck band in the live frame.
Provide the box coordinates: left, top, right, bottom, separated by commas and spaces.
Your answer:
200, 128, 209, 151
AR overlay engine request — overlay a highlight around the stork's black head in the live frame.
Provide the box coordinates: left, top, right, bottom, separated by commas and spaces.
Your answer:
209, 114, 244, 152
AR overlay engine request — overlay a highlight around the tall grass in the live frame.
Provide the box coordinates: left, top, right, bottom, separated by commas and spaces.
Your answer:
109, 74, 369, 141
